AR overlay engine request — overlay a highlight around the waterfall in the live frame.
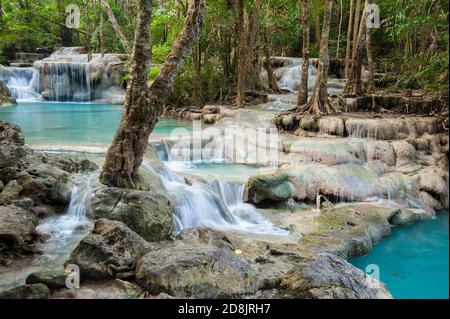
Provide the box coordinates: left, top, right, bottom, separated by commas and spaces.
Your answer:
145, 151, 287, 235
0, 47, 125, 102
36, 173, 97, 239
277, 58, 317, 92
0, 66, 41, 101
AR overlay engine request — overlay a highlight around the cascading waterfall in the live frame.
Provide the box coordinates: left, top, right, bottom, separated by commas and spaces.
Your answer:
0, 47, 125, 102
277, 58, 317, 92
0, 66, 41, 101
36, 173, 97, 241
145, 147, 287, 235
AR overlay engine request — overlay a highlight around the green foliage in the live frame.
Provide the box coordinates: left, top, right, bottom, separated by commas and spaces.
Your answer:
152, 45, 171, 65
147, 67, 161, 81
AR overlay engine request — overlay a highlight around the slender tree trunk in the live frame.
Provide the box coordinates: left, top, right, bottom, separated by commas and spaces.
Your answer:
344, 0, 354, 78
262, 1, 280, 93
365, 27, 375, 93
101, 0, 204, 188
245, 0, 261, 90
299, 0, 338, 115
314, 13, 321, 46
336, 0, 343, 59
193, 39, 204, 108
297, 0, 310, 107
235, 0, 245, 107
101, 0, 130, 52
351, 0, 361, 61
344, 0, 370, 96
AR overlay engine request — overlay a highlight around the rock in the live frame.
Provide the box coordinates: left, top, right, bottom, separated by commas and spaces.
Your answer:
65, 219, 153, 280
26, 270, 69, 290
318, 117, 345, 136
0, 121, 24, 145
419, 191, 443, 211
201, 105, 220, 115
135, 243, 257, 298
13, 197, 34, 209
246, 172, 294, 204
0, 205, 39, 253
90, 187, 173, 242
0, 180, 23, 205
277, 253, 392, 299
389, 208, 433, 226
0, 180, 3, 192
112, 279, 145, 298
0, 283, 51, 299
176, 227, 236, 251
391, 140, 416, 166
0, 81, 16, 106
40, 89, 55, 100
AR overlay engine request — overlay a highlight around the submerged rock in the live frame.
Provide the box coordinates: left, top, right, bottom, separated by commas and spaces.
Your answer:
135, 243, 257, 298
66, 219, 154, 280
90, 187, 173, 242
277, 253, 392, 299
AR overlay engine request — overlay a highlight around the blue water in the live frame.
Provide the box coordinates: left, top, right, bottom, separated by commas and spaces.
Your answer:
0, 102, 192, 146
351, 211, 449, 299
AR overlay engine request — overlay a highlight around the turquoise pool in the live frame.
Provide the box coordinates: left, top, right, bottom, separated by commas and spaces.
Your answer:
351, 210, 449, 299
0, 102, 192, 146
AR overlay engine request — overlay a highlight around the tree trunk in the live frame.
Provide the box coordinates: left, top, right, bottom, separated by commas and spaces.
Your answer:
262, 1, 280, 93
245, 0, 262, 91
351, 0, 361, 61
297, 0, 310, 107
193, 39, 204, 108
299, 0, 338, 115
344, 0, 354, 78
235, 0, 245, 107
314, 12, 321, 46
101, 0, 204, 188
101, 0, 130, 52
344, 0, 370, 96
365, 27, 375, 93
336, 0, 343, 59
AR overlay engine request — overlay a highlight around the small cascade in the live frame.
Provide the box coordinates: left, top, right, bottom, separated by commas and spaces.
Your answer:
145, 150, 287, 235
277, 58, 317, 92
36, 173, 97, 240
0, 66, 41, 101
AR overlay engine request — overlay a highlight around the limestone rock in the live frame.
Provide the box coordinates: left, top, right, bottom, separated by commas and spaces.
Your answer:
277, 253, 392, 299
26, 270, 69, 290
90, 187, 173, 242
0, 283, 51, 299
135, 243, 257, 298
65, 219, 154, 280
246, 172, 294, 204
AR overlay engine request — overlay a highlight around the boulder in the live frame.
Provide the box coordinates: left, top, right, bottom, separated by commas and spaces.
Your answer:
389, 208, 433, 226
0, 180, 23, 205
90, 187, 173, 242
0, 81, 16, 106
0, 283, 51, 299
26, 270, 69, 290
246, 172, 294, 204
277, 253, 392, 299
135, 243, 257, 298
0, 205, 39, 253
65, 219, 154, 280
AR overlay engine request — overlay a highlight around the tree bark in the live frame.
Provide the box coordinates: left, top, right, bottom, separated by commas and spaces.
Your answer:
101, 0, 130, 52
101, 0, 205, 188
344, 0, 354, 78
351, 0, 361, 61
297, 0, 310, 107
262, 1, 280, 93
336, 0, 343, 59
299, 0, 338, 115
365, 27, 375, 93
344, 0, 370, 96
244, 0, 261, 91
193, 39, 204, 108
235, 0, 245, 107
